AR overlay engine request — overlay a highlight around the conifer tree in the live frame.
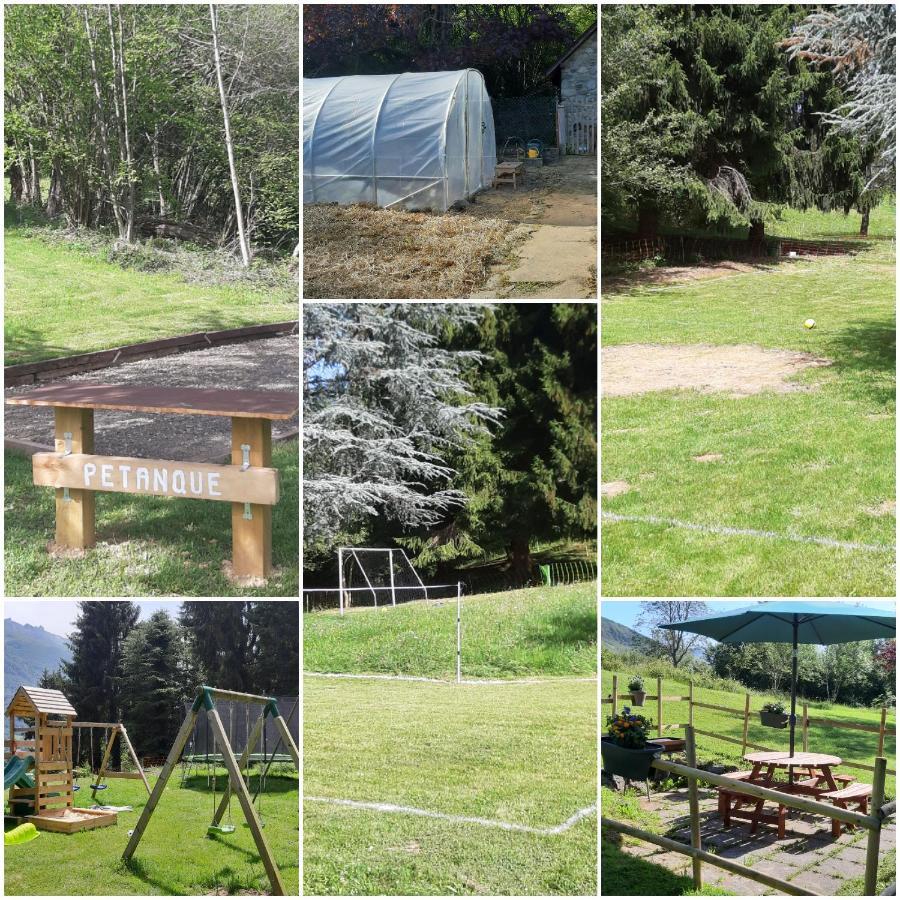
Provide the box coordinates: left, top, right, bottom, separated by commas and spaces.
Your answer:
120, 611, 186, 756
63, 601, 139, 769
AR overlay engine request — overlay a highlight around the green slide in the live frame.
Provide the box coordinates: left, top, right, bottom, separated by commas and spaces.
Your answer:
4, 755, 35, 790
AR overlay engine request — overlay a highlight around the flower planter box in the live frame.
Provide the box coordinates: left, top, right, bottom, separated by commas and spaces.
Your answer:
759, 710, 789, 728
601, 738, 664, 780
630, 691, 646, 707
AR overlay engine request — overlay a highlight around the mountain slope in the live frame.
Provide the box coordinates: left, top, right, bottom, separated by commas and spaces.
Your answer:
601, 617, 652, 652
4, 619, 70, 709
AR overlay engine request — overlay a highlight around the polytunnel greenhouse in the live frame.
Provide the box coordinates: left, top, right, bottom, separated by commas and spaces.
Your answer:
303, 69, 497, 212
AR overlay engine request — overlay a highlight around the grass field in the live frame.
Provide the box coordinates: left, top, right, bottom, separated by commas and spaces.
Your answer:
5, 225, 297, 364
304, 582, 598, 679
4, 441, 298, 597
601, 203, 895, 595
303, 584, 598, 895
4, 766, 299, 895
304, 676, 596, 895
600, 667, 896, 799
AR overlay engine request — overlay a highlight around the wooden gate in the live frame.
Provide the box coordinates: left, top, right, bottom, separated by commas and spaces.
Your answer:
558, 99, 596, 155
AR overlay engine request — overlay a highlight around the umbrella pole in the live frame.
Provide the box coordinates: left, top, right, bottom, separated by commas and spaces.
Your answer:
789, 617, 798, 785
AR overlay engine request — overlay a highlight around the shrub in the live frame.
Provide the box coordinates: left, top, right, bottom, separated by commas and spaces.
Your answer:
628, 675, 645, 692
606, 707, 655, 749
762, 701, 785, 714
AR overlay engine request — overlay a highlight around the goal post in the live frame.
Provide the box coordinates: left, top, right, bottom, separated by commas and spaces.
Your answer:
337, 547, 428, 613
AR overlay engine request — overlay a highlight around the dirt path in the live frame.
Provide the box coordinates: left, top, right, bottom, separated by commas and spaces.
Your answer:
468, 155, 597, 299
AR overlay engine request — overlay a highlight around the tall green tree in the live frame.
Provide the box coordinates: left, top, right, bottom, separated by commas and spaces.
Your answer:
415, 304, 597, 582
120, 611, 187, 756
180, 601, 254, 692
601, 4, 874, 238
247, 602, 299, 694
63, 601, 139, 769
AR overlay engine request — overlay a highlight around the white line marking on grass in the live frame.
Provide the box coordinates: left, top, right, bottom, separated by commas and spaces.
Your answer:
304, 672, 597, 685
602, 511, 894, 554
304, 796, 597, 835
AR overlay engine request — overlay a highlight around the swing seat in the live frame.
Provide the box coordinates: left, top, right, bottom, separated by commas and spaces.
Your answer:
207, 823, 236, 835
90, 784, 108, 791
73, 785, 80, 792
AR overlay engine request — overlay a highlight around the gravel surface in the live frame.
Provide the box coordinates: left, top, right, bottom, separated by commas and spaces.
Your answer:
5, 336, 298, 460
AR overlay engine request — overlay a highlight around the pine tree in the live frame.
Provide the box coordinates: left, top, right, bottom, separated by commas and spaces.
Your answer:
602, 5, 877, 238
63, 601, 139, 769
410, 304, 597, 583
179, 601, 254, 692
120, 612, 186, 757
247, 602, 299, 694
303, 303, 501, 564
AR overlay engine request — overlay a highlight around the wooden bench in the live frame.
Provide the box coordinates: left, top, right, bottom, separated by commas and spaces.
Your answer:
821, 783, 873, 838
718, 772, 788, 838
6, 383, 298, 580
495, 162, 525, 190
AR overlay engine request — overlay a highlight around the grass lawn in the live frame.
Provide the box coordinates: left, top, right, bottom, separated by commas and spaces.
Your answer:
4, 441, 298, 597
5, 227, 297, 364
304, 582, 598, 679
304, 676, 596, 895
602, 203, 895, 595
4, 766, 299, 895
600, 669, 896, 799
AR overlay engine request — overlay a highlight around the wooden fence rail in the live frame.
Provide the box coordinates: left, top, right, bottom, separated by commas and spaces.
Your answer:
603, 673, 896, 777
601, 725, 892, 895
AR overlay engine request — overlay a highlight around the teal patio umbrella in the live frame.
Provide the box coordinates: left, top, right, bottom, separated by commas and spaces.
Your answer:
661, 602, 895, 766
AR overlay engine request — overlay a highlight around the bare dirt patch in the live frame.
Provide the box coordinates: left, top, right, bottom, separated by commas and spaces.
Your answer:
602, 344, 832, 397
692, 453, 723, 463
865, 499, 896, 518
601, 480, 631, 497
602, 259, 778, 292
303, 203, 520, 299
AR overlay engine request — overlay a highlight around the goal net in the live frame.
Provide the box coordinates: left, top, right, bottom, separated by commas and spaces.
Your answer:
337, 547, 429, 611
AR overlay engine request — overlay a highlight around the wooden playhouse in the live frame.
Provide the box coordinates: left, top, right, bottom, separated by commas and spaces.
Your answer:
5, 685, 116, 832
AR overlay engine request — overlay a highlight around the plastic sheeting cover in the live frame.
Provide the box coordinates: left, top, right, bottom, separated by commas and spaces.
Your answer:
304, 69, 496, 212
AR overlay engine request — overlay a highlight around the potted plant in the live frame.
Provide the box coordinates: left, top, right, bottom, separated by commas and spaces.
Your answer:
760, 701, 789, 728
628, 676, 646, 707
601, 707, 664, 779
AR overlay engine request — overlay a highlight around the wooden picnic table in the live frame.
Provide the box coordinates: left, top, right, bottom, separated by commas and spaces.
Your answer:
719, 751, 847, 839
7, 382, 299, 579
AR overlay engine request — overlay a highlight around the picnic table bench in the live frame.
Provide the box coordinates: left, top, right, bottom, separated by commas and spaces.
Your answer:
495, 161, 525, 190
6, 383, 298, 580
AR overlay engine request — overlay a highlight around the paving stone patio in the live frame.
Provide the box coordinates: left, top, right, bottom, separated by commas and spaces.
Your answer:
619, 786, 896, 895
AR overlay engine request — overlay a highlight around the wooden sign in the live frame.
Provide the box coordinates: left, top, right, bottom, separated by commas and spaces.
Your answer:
32, 453, 279, 505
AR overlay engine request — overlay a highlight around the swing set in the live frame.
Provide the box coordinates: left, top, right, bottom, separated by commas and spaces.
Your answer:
122, 686, 299, 896
72, 722, 151, 800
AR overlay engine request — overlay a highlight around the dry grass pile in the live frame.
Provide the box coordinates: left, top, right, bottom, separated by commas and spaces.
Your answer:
303, 204, 519, 298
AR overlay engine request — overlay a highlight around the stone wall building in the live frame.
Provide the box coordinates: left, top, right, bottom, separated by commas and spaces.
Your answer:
546, 23, 597, 155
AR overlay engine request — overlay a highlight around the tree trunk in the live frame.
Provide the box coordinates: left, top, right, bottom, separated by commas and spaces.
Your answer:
152, 125, 167, 217
28, 143, 42, 207
749, 220, 765, 242
7, 162, 23, 206
860, 207, 870, 237
45, 161, 63, 218
83, 7, 126, 239
506, 536, 533, 585
210, 3, 251, 267
637, 205, 658, 238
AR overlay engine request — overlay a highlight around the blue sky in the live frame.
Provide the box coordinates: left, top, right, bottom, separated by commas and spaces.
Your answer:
6, 601, 191, 639
602, 600, 897, 638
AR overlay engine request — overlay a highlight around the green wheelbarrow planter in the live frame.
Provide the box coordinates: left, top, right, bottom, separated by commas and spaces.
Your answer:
601, 738, 664, 780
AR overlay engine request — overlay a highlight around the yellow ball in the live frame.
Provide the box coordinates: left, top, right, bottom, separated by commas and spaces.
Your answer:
804, 319, 816, 329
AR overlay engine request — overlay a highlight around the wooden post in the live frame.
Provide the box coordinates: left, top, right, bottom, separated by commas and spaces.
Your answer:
864, 757, 887, 895
741, 693, 751, 755
207, 706, 285, 895
231, 417, 272, 579
611, 674, 619, 713
685, 725, 702, 889
123, 705, 199, 864
878, 707, 887, 757
91, 725, 115, 800
211, 710, 267, 825
273, 714, 299, 769
54, 407, 95, 549
657, 675, 663, 738
118, 724, 151, 795
802, 703, 809, 753
688, 680, 694, 729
